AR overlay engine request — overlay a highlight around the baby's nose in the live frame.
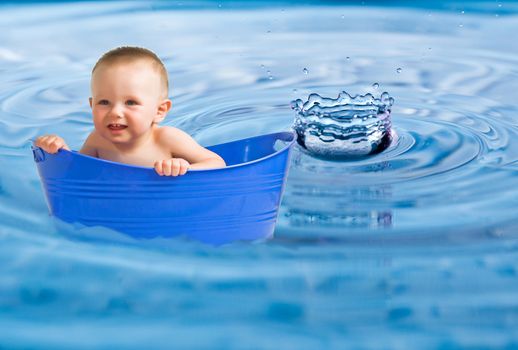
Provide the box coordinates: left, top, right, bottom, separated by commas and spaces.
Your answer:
110, 104, 124, 118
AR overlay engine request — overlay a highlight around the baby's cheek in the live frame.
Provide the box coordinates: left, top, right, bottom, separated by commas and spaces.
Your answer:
92, 115, 104, 127
93, 115, 105, 130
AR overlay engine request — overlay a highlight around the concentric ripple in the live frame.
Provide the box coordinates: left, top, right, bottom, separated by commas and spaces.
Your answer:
277, 99, 518, 240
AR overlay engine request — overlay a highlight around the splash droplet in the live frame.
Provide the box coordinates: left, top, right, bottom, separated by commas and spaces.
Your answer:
396, 68, 402, 74
267, 70, 273, 80
303, 68, 309, 75
291, 91, 394, 159
372, 83, 379, 90
346, 56, 350, 61
459, 23, 464, 28
341, 14, 345, 19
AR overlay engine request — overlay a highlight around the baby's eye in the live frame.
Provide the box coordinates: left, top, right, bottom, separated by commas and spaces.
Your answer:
126, 100, 138, 106
98, 100, 109, 105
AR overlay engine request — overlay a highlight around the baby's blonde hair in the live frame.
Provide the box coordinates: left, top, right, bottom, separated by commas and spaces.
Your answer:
92, 46, 169, 98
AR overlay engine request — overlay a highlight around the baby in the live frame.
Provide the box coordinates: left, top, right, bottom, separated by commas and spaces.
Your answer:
34, 46, 226, 176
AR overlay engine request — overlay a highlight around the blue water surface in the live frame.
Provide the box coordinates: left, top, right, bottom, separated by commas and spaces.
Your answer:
1, 1, 518, 349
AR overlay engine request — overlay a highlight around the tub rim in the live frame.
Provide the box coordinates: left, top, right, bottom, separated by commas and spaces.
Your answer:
32, 130, 297, 173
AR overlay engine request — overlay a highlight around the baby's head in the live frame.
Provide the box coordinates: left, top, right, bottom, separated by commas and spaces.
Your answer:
89, 47, 172, 143
91, 46, 169, 100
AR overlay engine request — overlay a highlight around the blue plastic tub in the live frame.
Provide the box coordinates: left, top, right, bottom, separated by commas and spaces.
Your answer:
33, 131, 296, 244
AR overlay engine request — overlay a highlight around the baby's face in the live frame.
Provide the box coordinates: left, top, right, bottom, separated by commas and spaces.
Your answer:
89, 60, 168, 146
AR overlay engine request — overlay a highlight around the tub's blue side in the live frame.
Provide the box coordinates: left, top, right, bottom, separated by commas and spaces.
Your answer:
33, 132, 296, 244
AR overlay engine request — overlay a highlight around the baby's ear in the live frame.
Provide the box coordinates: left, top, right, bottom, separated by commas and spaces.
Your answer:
154, 99, 172, 123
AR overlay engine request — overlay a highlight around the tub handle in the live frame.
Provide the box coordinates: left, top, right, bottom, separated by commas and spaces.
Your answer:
32, 147, 46, 163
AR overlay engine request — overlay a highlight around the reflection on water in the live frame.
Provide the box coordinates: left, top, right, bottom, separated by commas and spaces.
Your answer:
285, 206, 393, 228
282, 161, 394, 230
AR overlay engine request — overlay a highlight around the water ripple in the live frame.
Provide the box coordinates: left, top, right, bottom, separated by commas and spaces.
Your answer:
0, 2, 518, 348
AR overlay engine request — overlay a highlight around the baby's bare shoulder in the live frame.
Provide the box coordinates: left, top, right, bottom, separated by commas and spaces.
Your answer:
83, 129, 105, 145
155, 126, 204, 155
79, 130, 103, 156
156, 126, 191, 145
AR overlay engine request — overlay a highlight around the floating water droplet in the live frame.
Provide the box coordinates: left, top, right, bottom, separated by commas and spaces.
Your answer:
218, 3, 222, 8
372, 83, 379, 90
341, 14, 345, 19
260, 64, 265, 69
396, 68, 402, 74
459, 23, 464, 28
346, 56, 350, 61
498, 3, 502, 7
267, 70, 273, 80
303, 68, 309, 75
461, 10, 465, 14
292, 88, 298, 93
267, 30, 271, 33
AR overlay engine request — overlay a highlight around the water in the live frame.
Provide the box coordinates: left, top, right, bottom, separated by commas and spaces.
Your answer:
1, 1, 518, 348
291, 91, 394, 158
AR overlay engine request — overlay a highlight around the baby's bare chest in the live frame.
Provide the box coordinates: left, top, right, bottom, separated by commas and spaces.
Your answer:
98, 145, 172, 167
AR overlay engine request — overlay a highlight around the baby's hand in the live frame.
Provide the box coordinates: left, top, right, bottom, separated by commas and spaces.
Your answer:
154, 158, 190, 176
34, 135, 70, 154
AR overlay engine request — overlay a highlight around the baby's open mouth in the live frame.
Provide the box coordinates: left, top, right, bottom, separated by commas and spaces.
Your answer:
108, 123, 128, 130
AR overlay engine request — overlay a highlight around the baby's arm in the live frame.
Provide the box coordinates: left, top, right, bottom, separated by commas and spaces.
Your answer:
34, 135, 70, 153
154, 127, 226, 176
